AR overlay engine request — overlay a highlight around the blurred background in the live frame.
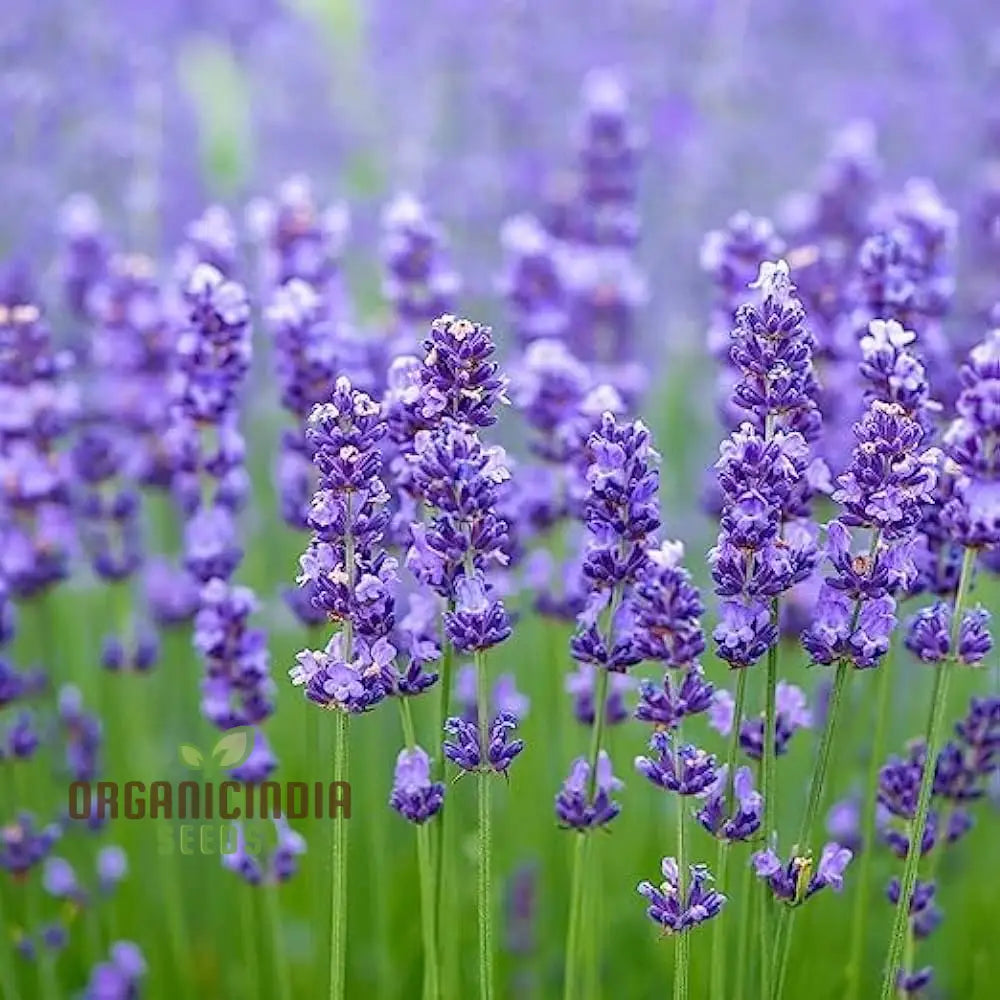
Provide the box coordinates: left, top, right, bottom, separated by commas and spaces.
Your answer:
2, 2, 999, 998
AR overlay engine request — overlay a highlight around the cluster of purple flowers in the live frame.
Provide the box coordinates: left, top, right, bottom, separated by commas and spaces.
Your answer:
711, 260, 824, 668
0, 295, 77, 599
876, 695, 999, 994
291, 377, 397, 713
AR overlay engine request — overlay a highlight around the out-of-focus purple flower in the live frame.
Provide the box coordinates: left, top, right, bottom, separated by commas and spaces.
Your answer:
84, 941, 147, 1000
1, 812, 60, 876
390, 746, 445, 824
565, 662, 633, 726
942, 330, 1000, 548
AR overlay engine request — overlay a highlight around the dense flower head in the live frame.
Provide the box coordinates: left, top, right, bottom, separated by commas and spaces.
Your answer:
290, 633, 393, 714
859, 320, 938, 424
753, 842, 853, 904
195, 579, 275, 729
390, 746, 445, 824
713, 599, 777, 670
298, 378, 396, 642
555, 751, 623, 830
630, 541, 706, 667
905, 603, 993, 665
635, 730, 717, 796
802, 583, 896, 669
443, 712, 524, 775
954, 696, 1000, 777
579, 412, 660, 596
832, 401, 939, 539
173, 264, 252, 424
696, 765, 763, 842
730, 259, 821, 441
637, 857, 726, 934
942, 329, 1000, 547
444, 573, 512, 652
415, 314, 509, 429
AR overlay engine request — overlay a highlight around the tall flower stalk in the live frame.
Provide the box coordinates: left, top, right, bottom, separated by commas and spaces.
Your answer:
880, 329, 1000, 997
771, 330, 941, 996
560, 412, 659, 996
708, 258, 823, 994
290, 378, 397, 999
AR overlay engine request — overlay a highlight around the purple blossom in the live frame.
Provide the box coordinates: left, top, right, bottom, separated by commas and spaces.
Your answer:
905, 603, 993, 665
753, 842, 853, 904
696, 765, 763, 842
635, 730, 717, 796
637, 858, 726, 934
443, 712, 524, 775
555, 751, 623, 830
390, 746, 445, 824
84, 941, 146, 1000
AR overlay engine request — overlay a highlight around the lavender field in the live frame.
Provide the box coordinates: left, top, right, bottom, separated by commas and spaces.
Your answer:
1, 2, 999, 998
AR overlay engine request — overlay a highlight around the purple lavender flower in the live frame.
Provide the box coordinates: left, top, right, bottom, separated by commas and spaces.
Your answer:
84, 941, 146, 1000
905, 603, 993, 664
196, 580, 275, 729
696, 765, 763, 842
444, 573, 511, 653
390, 746, 445, 824
1, 813, 60, 876
443, 712, 524, 775
637, 857, 726, 933
753, 841, 853, 904
43, 856, 84, 903
247, 174, 349, 296
635, 731, 717, 796
96, 846, 128, 894
57, 193, 111, 319
499, 217, 568, 347
565, 663, 632, 726
942, 330, 1000, 548
57, 685, 102, 781
555, 751, 623, 831
635, 665, 714, 730
294, 378, 398, 703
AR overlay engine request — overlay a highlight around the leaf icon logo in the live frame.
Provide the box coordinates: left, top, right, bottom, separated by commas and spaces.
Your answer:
179, 744, 204, 769
212, 729, 253, 768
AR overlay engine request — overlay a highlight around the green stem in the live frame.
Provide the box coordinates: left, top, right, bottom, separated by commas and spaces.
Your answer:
710, 666, 750, 1000
564, 835, 589, 1000
845, 643, 896, 1000
734, 849, 753, 1000
772, 658, 851, 999
563, 582, 622, 996
265, 886, 292, 1000
399, 698, 440, 1000
329, 710, 350, 1000
241, 887, 260, 999
880, 547, 977, 1000
761, 620, 779, 1000
417, 823, 441, 1000
474, 648, 495, 1000
432, 614, 457, 998
674, 723, 689, 1000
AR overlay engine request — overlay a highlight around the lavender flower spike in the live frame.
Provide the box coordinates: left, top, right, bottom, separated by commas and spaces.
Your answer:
637, 857, 727, 934
390, 746, 445, 824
